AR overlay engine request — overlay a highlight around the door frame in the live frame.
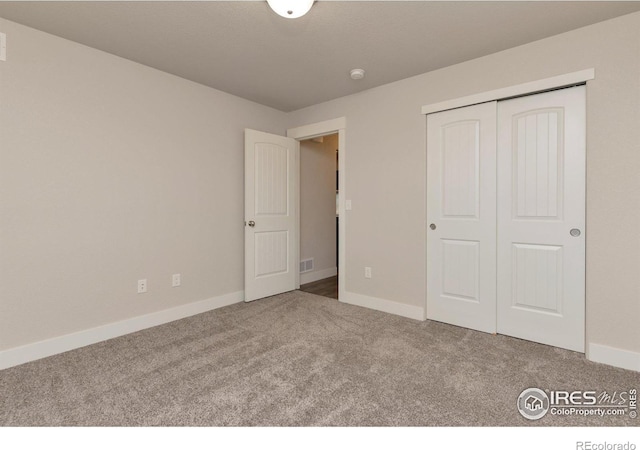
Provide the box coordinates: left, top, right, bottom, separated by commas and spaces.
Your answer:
287, 117, 346, 301
422, 68, 594, 338
421, 68, 594, 115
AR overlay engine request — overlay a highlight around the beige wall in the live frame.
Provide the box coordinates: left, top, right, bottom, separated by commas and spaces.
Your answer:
287, 12, 640, 353
0, 19, 286, 350
2, 12, 639, 358
300, 135, 338, 277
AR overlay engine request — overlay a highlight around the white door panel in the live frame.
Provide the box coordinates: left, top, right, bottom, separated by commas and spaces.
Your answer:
497, 86, 585, 352
427, 101, 497, 334
245, 129, 298, 302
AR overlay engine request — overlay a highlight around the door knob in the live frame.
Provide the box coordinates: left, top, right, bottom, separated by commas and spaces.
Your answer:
248, 221, 256, 227
429, 223, 436, 230
570, 228, 581, 237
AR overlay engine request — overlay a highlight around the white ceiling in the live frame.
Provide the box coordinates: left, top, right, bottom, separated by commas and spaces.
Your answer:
1, 1, 639, 111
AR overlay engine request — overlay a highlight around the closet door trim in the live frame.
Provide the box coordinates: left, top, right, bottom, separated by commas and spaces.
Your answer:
421, 68, 594, 115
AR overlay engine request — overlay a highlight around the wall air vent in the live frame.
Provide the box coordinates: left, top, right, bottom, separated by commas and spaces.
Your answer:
299, 258, 314, 273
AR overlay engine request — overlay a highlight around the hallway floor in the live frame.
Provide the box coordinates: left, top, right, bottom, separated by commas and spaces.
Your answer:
300, 276, 338, 299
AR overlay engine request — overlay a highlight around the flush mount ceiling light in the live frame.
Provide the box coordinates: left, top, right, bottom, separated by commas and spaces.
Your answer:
267, 0, 314, 19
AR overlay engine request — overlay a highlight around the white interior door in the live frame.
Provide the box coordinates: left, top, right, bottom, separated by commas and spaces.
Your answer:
426, 101, 497, 334
497, 86, 586, 352
245, 129, 299, 302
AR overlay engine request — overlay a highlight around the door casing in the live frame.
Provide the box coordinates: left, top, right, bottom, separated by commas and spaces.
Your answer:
287, 118, 347, 302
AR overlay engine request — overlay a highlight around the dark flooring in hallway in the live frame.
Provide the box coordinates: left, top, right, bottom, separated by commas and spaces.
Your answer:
300, 276, 338, 299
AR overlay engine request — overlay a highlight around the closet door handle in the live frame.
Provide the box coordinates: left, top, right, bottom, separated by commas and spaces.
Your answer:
248, 221, 256, 227
429, 223, 437, 230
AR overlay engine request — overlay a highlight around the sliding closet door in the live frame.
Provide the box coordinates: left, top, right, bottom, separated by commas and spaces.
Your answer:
497, 86, 586, 352
426, 102, 497, 334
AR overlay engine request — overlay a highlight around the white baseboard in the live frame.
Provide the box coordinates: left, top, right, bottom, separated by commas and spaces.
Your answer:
588, 343, 640, 372
7, 290, 635, 374
0, 291, 244, 371
341, 291, 425, 321
300, 267, 337, 285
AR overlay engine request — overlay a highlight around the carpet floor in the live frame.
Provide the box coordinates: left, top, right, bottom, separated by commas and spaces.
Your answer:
0, 291, 637, 426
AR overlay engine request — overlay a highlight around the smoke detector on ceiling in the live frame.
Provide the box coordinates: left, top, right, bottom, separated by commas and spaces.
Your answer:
350, 69, 365, 80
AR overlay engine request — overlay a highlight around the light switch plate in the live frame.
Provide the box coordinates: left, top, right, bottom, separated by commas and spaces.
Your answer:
0, 33, 6, 62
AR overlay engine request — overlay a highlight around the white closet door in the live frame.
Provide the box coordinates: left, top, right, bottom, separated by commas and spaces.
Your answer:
427, 101, 497, 334
497, 86, 586, 352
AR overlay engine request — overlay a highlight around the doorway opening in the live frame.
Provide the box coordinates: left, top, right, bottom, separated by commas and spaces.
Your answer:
298, 133, 339, 299
286, 116, 346, 302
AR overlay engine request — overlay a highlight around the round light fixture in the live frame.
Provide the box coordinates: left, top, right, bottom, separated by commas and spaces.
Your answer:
267, 0, 314, 19
350, 69, 365, 80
